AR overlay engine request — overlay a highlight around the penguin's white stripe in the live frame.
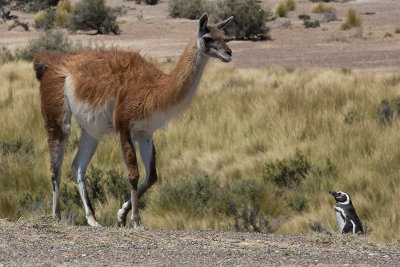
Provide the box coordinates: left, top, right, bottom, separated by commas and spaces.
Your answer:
350, 220, 356, 234
338, 191, 350, 205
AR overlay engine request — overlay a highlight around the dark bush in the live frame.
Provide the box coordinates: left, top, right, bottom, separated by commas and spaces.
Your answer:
298, 14, 310, 20
153, 174, 223, 216
15, 31, 74, 61
377, 99, 393, 126
264, 151, 312, 188
26, 0, 59, 13
102, 168, 130, 203
168, 0, 210, 20
0, 136, 33, 155
66, 0, 122, 34
303, 20, 320, 28
215, 0, 272, 40
134, 0, 159, 4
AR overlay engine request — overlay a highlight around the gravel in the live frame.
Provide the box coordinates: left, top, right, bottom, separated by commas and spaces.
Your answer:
0, 217, 399, 266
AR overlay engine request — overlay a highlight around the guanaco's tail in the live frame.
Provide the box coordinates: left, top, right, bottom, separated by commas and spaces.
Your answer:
33, 51, 63, 81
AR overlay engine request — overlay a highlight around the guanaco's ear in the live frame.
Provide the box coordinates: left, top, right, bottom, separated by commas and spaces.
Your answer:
215, 16, 233, 30
198, 13, 209, 37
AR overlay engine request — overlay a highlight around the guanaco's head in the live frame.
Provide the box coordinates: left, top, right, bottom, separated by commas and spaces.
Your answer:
198, 13, 233, 63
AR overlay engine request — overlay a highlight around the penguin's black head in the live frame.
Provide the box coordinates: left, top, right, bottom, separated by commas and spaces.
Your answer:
329, 190, 351, 204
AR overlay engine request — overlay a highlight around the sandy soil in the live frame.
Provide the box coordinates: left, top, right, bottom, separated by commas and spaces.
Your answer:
1, 217, 399, 266
1, 0, 400, 71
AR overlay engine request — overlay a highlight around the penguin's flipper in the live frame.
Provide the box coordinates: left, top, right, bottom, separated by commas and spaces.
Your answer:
342, 219, 355, 234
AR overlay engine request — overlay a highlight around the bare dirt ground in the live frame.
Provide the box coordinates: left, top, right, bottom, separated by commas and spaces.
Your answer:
1, 217, 399, 266
1, 0, 400, 71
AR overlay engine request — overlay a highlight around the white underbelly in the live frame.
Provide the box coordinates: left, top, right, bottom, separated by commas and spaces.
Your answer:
65, 76, 115, 140
335, 210, 345, 232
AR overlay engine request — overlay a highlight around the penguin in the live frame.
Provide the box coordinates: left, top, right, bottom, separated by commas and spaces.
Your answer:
329, 190, 364, 234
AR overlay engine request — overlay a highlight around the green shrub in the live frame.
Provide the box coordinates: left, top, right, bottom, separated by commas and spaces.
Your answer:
54, 0, 73, 27
340, 9, 362, 30
215, 0, 272, 40
0, 46, 15, 63
33, 9, 56, 30
66, 0, 122, 34
298, 14, 310, 21
0, 136, 33, 155
285, 0, 296, 11
15, 31, 74, 61
26, 0, 59, 13
168, 0, 210, 20
303, 19, 320, 28
264, 151, 312, 188
377, 99, 393, 126
101, 168, 130, 204
152, 174, 223, 216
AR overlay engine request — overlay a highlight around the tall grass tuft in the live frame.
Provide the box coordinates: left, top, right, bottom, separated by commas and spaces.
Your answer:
275, 0, 296, 17
311, 3, 336, 13
340, 9, 362, 30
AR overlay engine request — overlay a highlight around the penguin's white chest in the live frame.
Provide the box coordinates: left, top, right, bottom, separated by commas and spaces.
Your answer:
335, 207, 346, 232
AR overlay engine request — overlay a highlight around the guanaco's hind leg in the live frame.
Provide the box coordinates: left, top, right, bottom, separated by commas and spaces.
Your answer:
118, 129, 142, 228
47, 130, 68, 221
117, 133, 157, 227
71, 128, 100, 227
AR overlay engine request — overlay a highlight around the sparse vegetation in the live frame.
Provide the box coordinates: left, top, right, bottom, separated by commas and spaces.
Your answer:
395, 27, 400, 34
14, 31, 75, 61
323, 11, 337, 22
311, 3, 336, 13
2, 58, 400, 242
66, 0, 122, 34
168, 0, 211, 20
340, 9, 362, 30
383, 32, 393, 38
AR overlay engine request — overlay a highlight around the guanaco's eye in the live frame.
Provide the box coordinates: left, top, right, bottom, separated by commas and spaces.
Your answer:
203, 36, 212, 43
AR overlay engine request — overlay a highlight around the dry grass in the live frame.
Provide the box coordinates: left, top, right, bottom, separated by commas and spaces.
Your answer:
340, 9, 362, 30
311, 3, 336, 14
275, 0, 296, 17
1, 61, 400, 243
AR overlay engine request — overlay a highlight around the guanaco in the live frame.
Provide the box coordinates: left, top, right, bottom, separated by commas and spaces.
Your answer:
33, 13, 233, 227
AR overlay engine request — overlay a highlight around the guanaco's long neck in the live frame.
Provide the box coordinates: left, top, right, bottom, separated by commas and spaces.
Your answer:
159, 36, 209, 111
